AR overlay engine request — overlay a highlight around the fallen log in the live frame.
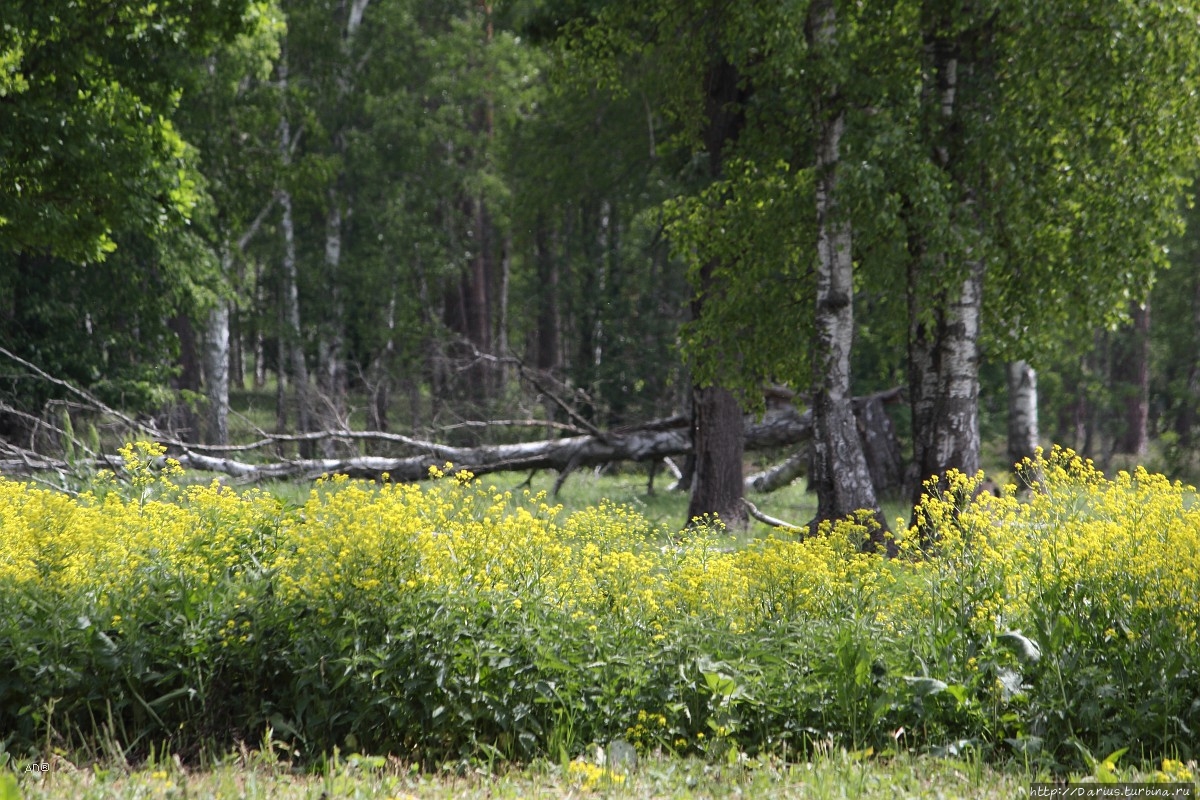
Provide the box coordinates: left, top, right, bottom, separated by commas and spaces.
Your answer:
173, 406, 812, 483
745, 451, 807, 493
744, 386, 906, 494
0, 388, 905, 486
0, 408, 806, 483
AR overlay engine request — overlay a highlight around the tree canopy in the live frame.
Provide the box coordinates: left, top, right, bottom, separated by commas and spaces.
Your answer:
4, 0, 1200, 527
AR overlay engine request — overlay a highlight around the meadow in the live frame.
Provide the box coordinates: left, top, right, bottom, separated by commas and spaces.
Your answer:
1, 443, 1198, 796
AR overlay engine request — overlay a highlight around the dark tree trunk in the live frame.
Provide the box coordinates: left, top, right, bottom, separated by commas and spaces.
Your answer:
229, 300, 244, 392
534, 213, 561, 372
168, 314, 202, 442
685, 385, 746, 529
855, 394, 904, 496
1179, 277, 1200, 447
1113, 299, 1150, 456
684, 56, 748, 528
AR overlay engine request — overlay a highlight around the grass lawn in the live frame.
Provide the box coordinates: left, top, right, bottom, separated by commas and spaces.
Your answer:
9, 751, 1034, 799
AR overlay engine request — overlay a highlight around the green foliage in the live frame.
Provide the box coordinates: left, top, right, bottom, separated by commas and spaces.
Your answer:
0, 0, 257, 262
667, 158, 814, 399
0, 229, 211, 417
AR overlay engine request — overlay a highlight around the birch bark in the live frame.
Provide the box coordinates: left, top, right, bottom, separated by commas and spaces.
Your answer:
806, 0, 888, 547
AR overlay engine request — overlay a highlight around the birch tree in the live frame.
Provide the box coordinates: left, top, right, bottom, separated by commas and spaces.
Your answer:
805, 0, 888, 542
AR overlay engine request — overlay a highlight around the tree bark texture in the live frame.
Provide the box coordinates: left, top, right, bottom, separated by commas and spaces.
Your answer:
686, 384, 747, 529
906, 32, 986, 510
318, 194, 348, 456
534, 213, 560, 372
314, 1, 371, 450
908, 261, 984, 508
806, 0, 886, 544
1180, 277, 1200, 447
1005, 359, 1038, 470
203, 299, 231, 448
167, 314, 201, 442
745, 390, 903, 495
684, 56, 748, 529
277, 53, 313, 457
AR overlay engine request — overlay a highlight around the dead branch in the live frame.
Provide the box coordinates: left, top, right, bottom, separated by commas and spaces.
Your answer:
742, 499, 805, 534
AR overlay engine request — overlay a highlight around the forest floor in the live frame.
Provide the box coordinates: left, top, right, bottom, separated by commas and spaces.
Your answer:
10, 750, 1035, 799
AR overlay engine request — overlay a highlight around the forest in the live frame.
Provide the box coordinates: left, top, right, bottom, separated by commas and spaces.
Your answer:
3, 0, 1200, 533
7, 2, 1200, 786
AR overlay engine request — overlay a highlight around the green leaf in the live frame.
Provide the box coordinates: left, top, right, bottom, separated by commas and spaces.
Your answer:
0, 773, 19, 800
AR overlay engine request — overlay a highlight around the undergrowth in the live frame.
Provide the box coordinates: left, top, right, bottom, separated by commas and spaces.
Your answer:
0, 444, 1197, 774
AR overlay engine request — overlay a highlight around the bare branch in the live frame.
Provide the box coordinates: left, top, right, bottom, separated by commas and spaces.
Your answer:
742, 498, 805, 534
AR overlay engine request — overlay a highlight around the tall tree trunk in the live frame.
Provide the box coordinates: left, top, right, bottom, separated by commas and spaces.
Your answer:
906, 34, 985, 511
275, 292, 287, 444
451, 195, 493, 402
253, 259, 267, 390
686, 383, 746, 529
203, 294, 231, 448
313, 0, 369, 453
168, 314, 202, 442
277, 50, 312, 456
229, 303, 244, 393
908, 261, 984, 507
1179, 277, 1200, 448
367, 281, 397, 436
317, 193, 347, 456
497, 231, 512, 389
1113, 299, 1150, 457
686, 57, 748, 532
685, 56, 748, 531
1006, 359, 1038, 471
806, 0, 887, 546
280, 185, 311, 454
534, 212, 560, 373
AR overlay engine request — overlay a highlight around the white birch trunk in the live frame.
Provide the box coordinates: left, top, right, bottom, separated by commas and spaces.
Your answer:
1006, 359, 1039, 470
203, 253, 231, 449
312, 0, 369, 455
318, 195, 346, 456
907, 43, 984, 509
278, 51, 312, 451
806, 0, 886, 544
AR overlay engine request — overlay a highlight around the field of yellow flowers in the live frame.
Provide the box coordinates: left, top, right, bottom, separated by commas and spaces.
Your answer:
0, 443, 1197, 772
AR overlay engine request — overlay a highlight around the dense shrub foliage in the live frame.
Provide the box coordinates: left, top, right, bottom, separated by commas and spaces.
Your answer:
1, 444, 1197, 770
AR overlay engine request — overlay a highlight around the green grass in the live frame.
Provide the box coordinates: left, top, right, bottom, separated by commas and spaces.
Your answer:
8, 751, 1036, 799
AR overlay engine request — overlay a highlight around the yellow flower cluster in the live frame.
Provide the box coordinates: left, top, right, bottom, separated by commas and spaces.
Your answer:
0, 443, 280, 601
901, 447, 1200, 644
566, 758, 625, 790
625, 709, 669, 750
2, 443, 1197, 652
1152, 759, 1195, 783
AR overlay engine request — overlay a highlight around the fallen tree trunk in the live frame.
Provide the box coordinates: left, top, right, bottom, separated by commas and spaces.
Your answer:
746, 451, 807, 493
0, 409, 805, 483
0, 388, 904, 486
174, 405, 816, 482
744, 387, 906, 494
